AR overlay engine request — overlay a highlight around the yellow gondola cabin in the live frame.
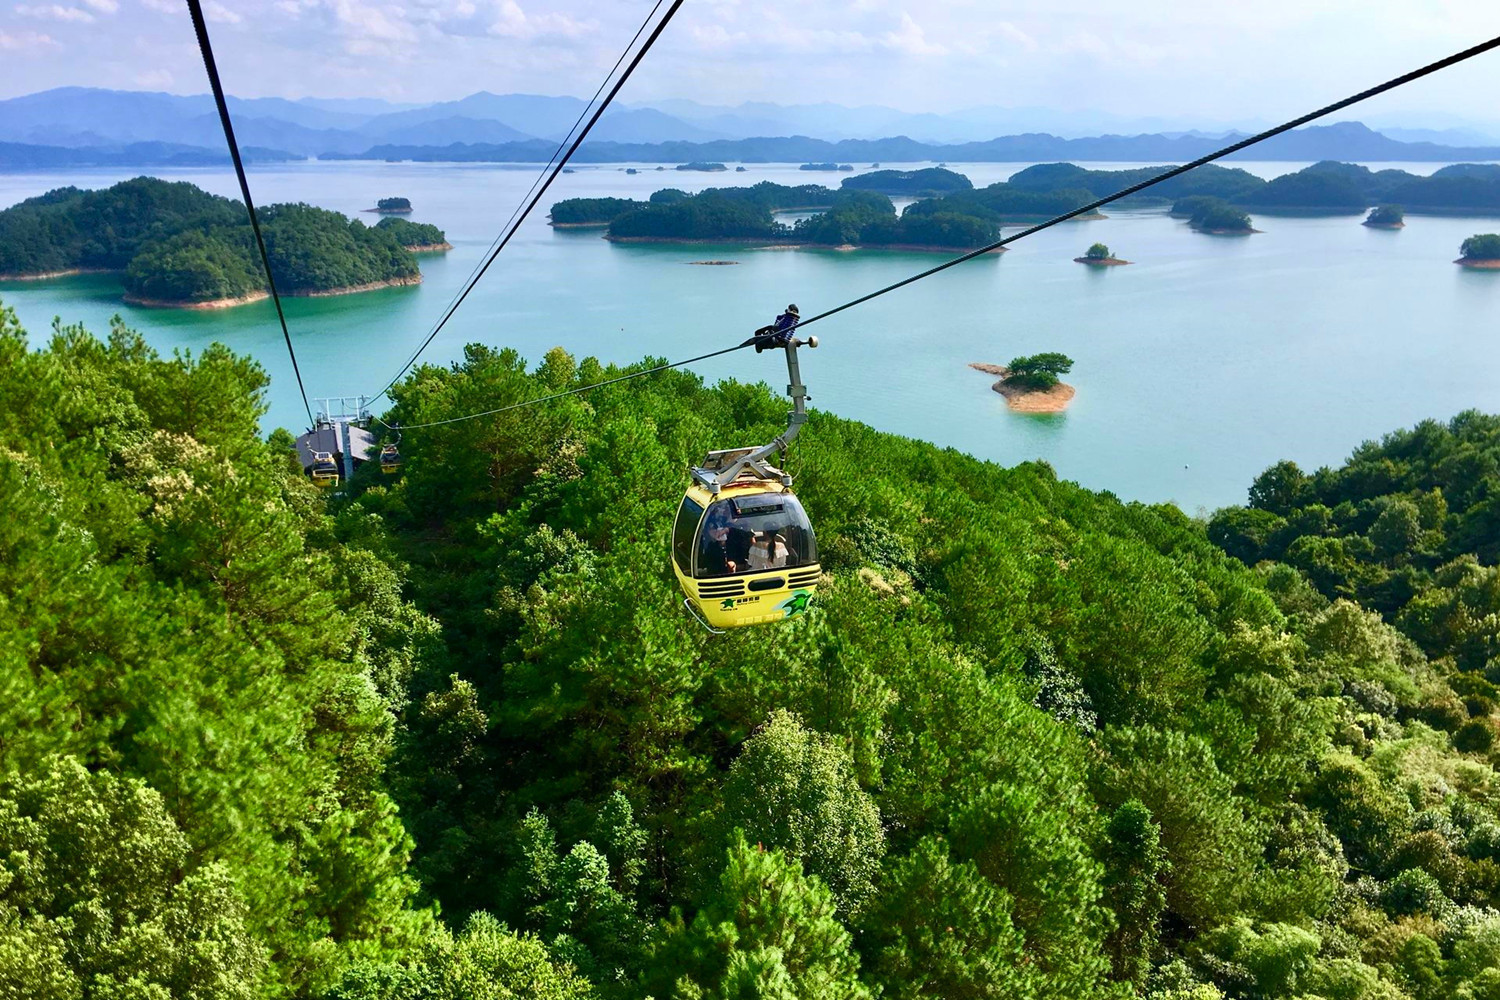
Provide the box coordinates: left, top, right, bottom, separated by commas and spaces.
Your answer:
673, 318, 820, 631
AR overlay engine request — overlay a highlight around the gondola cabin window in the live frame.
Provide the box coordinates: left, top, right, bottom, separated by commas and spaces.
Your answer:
695, 493, 817, 578
672, 496, 704, 573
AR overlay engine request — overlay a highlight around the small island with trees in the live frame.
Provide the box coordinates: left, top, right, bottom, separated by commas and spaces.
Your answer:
0, 177, 433, 307
1456, 233, 1500, 269
370, 196, 412, 214
800, 163, 854, 172
549, 196, 646, 227
374, 216, 453, 252
970, 353, 1076, 412
1177, 197, 1258, 234
1075, 242, 1129, 266
1363, 204, 1405, 228
676, 162, 728, 172
841, 166, 974, 197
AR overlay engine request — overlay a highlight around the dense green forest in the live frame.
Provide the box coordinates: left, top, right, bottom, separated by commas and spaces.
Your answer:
550, 198, 648, 225
375, 217, 451, 249
1004, 162, 1266, 206
0, 178, 424, 304
903, 181, 1099, 222
9, 300, 1500, 999
0, 176, 243, 275
1460, 234, 1500, 260
1179, 199, 1255, 233
125, 203, 419, 303
839, 167, 973, 196
600, 183, 998, 248
998, 161, 1500, 215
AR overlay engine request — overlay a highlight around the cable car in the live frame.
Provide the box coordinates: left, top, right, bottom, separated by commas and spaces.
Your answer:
673, 325, 820, 631
309, 450, 339, 488
379, 443, 402, 474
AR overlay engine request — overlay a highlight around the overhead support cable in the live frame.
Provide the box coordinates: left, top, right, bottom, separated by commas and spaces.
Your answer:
185, 0, 315, 426
399, 0, 667, 392
372, 32, 1500, 431
368, 0, 686, 405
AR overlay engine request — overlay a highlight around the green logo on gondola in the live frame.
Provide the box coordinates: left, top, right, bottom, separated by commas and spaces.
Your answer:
778, 590, 812, 618
720, 598, 737, 610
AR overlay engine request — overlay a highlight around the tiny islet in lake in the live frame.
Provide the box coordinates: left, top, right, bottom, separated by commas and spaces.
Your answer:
2, 159, 1496, 512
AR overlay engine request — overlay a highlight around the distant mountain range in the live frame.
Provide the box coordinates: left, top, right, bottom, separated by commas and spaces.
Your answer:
1, 87, 1499, 169
327, 123, 1500, 166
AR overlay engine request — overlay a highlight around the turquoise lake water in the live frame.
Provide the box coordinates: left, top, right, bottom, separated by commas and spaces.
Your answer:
2, 159, 1498, 512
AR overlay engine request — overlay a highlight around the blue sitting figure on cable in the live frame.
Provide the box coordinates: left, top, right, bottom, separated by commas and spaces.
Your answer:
753, 303, 800, 352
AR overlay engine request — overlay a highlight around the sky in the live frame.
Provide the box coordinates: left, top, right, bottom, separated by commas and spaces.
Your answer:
3, 0, 1500, 127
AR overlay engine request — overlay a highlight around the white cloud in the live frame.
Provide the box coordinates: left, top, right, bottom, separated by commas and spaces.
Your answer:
0, 27, 59, 48
994, 21, 1038, 52
881, 12, 946, 56
14, 4, 95, 22
204, 0, 241, 23
134, 67, 173, 87
80, 0, 117, 11
486, 0, 592, 40
138, 0, 176, 11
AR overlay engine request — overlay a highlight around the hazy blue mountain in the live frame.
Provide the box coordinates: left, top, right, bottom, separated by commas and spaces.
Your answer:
641, 98, 1265, 142
583, 108, 728, 143
1379, 126, 1500, 146
0, 140, 301, 169
333, 121, 1500, 165
354, 92, 715, 143
0, 88, 212, 145
5, 87, 1499, 169
364, 116, 536, 146
0, 88, 379, 153
294, 96, 422, 116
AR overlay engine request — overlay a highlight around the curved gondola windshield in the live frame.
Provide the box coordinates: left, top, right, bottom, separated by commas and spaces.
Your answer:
695, 493, 818, 578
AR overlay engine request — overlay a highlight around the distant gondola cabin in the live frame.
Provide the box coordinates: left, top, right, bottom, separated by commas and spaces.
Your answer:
294, 421, 377, 487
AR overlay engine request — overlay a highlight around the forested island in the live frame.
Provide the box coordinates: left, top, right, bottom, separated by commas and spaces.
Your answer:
545, 162, 1500, 253
0, 177, 437, 307
372, 196, 412, 213
549, 196, 650, 227
971, 353, 1077, 411
1365, 204, 1405, 228
593, 182, 1001, 251
374, 216, 453, 252
992, 161, 1500, 217
13, 303, 1500, 1000
840, 166, 973, 197
676, 161, 727, 171
1456, 233, 1500, 268
1076, 241, 1130, 265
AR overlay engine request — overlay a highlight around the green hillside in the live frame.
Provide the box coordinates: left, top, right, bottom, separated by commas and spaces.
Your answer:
0, 178, 422, 304
6, 302, 1500, 1000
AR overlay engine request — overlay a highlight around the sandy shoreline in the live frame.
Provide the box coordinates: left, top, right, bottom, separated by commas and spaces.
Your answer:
1456, 258, 1500, 269
0, 267, 117, 281
1363, 221, 1405, 229
124, 290, 272, 310
1074, 256, 1130, 266
605, 235, 1004, 254
403, 242, 453, 253
969, 362, 1075, 413
1193, 226, 1261, 235
124, 274, 422, 310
